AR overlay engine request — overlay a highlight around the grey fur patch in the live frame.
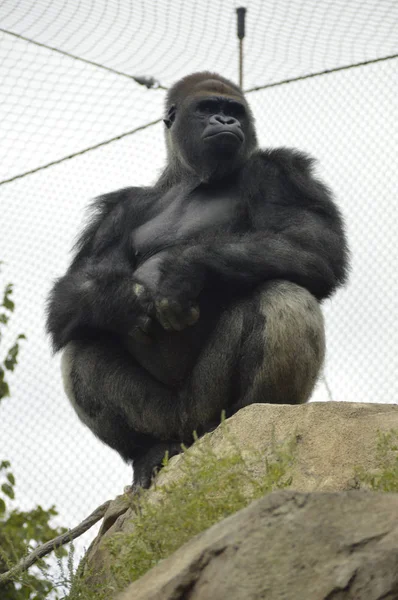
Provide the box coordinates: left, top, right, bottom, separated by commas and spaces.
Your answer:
250, 281, 325, 405
61, 342, 99, 430
61, 342, 77, 408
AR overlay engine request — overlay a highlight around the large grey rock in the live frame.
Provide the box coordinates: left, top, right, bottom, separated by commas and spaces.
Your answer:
119, 490, 398, 600
156, 401, 398, 492
80, 402, 398, 597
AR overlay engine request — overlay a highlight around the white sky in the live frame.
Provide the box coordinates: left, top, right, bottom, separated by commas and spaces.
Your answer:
0, 0, 397, 566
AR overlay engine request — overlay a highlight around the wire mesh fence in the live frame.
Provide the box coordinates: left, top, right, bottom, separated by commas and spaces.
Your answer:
1, 0, 397, 550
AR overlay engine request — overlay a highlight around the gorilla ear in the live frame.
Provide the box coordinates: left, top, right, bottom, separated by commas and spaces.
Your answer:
164, 105, 176, 129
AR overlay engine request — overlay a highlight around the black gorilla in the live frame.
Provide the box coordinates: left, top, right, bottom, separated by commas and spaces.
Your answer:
47, 72, 348, 488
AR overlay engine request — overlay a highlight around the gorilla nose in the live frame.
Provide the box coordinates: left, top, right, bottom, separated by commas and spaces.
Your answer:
210, 114, 238, 126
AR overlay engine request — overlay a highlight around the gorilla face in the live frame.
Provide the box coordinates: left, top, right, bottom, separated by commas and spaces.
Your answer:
198, 97, 246, 154
165, 81, 257, 181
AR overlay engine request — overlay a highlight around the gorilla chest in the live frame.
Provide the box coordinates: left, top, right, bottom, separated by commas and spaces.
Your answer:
132, 185, 242, 259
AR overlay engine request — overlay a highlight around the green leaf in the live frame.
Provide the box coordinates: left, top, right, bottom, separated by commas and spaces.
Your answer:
4, 342, 20, 371
0, 312, 9, 324
1, 482, 15, 499
4, 335, 25, 372
0, 460, 11, 470
0, 497, 6, 513
0, 376, 10, 400
2, 283, 15, 311
7, 472, 15, 486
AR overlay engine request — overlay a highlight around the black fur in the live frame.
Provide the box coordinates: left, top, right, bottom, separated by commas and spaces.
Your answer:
47, 72, 348, 488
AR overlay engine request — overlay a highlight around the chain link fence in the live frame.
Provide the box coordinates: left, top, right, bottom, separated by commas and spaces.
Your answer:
1, 0, 397, 546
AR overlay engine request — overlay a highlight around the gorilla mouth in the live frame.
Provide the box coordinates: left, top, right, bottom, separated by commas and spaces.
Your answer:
204, 129, 244, 142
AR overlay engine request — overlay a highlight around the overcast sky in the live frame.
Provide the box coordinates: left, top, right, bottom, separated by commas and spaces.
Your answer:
0, 0, 397, 567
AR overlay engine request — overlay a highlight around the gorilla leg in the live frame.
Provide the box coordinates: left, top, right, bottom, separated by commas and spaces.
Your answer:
235, 280, 325, 408
61, 281, 324, 489
61, 335, 183, 457
183, 280, 325, 435
61, 335, 189, 488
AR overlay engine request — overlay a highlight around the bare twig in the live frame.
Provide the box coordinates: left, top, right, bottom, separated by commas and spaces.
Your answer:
0, 500, 111, 586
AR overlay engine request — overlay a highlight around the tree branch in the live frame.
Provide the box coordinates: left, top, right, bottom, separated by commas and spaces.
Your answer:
0, 500, 111, 586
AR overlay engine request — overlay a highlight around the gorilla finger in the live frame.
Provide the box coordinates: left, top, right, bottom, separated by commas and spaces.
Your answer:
128, 325, 153, 344
139, 297, 155, 316
154, 302, 173, 330
137, 315, 154, 333
164, 306, 187, 331
154, 298, 176, 330
133, 283, 145, 297
155, 298, 195, 331
159, 308, 183, 331
170, 305, 199, 329
166, 300, 196, 331
158, 314, 173, 331
185, 305, 200, 325
155, 297, 172, 311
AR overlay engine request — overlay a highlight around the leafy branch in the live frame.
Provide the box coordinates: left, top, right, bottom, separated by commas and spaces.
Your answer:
0, 264, 26, 402
0, 500, 111, 587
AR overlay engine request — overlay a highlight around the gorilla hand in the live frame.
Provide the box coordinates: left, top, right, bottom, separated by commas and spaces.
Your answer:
134, 280, 200, 332
154, 257, 204, 331
133, 252, 204, 332
155, 297, 200, 332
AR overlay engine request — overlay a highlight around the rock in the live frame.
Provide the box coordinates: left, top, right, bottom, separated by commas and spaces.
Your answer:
156, 401, 398, 492
79, 402, 398, 597
118, 490, 398, 600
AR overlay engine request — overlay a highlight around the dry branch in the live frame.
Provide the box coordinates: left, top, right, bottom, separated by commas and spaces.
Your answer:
0, 499, 111, 586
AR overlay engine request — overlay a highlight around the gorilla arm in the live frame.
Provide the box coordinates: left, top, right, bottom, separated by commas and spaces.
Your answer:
150, 152, 349, 326
168, 211, 347, 300
47, 190, 150, 351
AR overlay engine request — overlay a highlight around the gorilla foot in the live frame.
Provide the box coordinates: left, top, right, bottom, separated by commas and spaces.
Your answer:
132, 442, 183, 490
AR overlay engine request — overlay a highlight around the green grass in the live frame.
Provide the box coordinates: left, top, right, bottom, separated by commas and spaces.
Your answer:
356, 429, 398, 492
104, 431, 295, 591
68, 430, 296, 598
61, 428, 398, 598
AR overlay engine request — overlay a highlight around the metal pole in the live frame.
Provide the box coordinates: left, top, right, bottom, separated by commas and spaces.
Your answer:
236, 7, 247, 88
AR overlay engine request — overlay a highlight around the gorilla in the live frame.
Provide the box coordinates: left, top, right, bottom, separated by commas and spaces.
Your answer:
47, 72, 348, 489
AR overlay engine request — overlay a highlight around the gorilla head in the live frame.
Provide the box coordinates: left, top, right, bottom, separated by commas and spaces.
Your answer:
164, 72, 258, 182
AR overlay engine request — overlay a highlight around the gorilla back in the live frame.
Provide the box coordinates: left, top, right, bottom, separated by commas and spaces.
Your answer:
47, 72, 348, 489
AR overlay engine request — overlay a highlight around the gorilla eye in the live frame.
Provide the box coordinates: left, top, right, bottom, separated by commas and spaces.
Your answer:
197, 100, 219, 114
226, 103, 245, 118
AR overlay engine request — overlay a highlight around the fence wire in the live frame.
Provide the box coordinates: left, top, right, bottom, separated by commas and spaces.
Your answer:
0, 0, 397, 549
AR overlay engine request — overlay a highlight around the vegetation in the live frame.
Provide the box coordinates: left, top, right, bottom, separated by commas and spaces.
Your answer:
72, 425, 398, 599
0, 265, 68, 599
356, 429, 398, 492
76, 432, 296, 596
0, 269, 25, 401
0, 460, 69, 600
